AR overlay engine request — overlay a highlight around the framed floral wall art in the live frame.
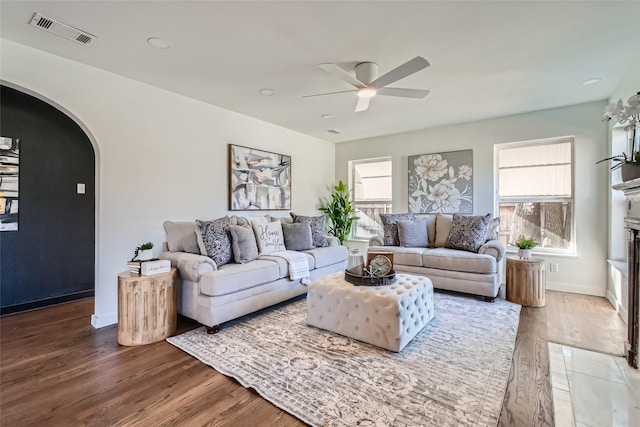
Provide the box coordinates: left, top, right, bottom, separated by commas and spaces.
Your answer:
229, 144, 291, 210
408, 149, 473, 214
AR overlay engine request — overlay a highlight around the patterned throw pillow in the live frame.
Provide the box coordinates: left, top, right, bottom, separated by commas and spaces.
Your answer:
444, 214, 492, 253
281, 222, 314, 251
252, 219, 286, 255
195, 217, 233, 266
227, 224, 259, 264
397, 219, 429, 247
379, 213, 415, 246
290, 213, 327, 247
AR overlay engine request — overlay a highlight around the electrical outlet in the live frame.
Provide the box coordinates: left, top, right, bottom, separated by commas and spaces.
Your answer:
550, 263, 559, 272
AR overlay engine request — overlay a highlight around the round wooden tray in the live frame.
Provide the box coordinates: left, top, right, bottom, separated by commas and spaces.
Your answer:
344, 269, 396, 286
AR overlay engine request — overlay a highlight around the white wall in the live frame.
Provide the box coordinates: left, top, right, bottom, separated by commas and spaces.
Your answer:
336, 101, 610, 296
0, 39, 335, 327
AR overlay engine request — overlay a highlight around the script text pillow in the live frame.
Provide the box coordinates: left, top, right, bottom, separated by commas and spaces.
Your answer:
252, 219, 286, 255
195, 217, 233, 266
282, 222, 314, 251
379, 213, 415, 246
290, 213, 327, 247
445, 213, 492, 253
227, 225, 259, 264
397, 219, 429, 247
163, 221, 200, 253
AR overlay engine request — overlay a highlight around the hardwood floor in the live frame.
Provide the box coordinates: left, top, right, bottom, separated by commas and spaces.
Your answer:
0, 291, 626, 426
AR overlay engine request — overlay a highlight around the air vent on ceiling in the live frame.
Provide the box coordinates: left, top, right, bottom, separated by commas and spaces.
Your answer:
327, 129, 342, 135
29, 12, 96, 45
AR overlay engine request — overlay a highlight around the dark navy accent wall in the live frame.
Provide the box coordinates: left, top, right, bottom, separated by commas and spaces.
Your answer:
0, 85, 95, 314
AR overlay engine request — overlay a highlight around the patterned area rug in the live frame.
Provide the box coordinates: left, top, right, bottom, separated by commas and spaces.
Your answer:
167, 292, 521, 427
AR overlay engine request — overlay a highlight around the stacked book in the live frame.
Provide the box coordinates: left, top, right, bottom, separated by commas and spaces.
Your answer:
127, 259, 171, 276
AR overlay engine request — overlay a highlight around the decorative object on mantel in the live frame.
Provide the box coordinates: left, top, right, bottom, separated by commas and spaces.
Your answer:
408, 149, 473, 214
319, 180, 359, 245
513, 234, 538, 259
597, 92, 640, 181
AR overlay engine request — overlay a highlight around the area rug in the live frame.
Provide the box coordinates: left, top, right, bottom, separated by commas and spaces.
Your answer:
167, 292, 521, 427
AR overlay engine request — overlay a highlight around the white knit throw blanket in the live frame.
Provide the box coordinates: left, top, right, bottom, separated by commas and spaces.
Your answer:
268, 251, 310, 281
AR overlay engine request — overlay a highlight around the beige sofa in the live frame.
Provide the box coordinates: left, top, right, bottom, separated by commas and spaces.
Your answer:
159, 215, 348, 332
368, 213, 505, 300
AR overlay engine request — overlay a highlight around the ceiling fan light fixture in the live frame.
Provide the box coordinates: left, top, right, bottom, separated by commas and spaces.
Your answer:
357, 87, 377, 99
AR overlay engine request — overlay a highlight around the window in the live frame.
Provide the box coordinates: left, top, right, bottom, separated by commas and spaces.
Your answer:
350, 158, 392, 240
496, 138, 574, 254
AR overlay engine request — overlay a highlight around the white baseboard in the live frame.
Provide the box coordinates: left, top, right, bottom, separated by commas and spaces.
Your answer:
606, 289, 619, 310
91, 312, 117, 329
546, 280, 606, 297
606, 289, 629, 325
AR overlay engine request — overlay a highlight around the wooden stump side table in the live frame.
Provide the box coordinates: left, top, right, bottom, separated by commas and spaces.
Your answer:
118, 268, 177, 346
506, 256, 546, 307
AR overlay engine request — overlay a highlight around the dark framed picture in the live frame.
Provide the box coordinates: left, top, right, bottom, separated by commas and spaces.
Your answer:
229, 144, 291, 210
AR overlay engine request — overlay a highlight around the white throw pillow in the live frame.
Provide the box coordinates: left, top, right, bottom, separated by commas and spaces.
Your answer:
251, 219, 286, 255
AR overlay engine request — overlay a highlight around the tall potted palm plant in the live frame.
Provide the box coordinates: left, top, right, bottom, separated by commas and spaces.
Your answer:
319, 180, 359, 245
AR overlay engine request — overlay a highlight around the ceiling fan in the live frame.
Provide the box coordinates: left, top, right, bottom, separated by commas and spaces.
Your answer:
304, 56, 430, 112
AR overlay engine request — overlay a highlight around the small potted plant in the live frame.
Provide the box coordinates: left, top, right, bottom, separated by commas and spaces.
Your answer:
132, 242, 154, 261
513, 235, 537, 259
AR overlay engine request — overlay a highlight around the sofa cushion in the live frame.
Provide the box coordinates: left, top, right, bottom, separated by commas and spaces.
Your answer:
251, 219, 286, 255
163, 221, 200, 253
445, 213, 492, 253
397, 219, 429, 247
282, 222, 314, 251
434, 213, 453, 247
368, 246, 427, 267
304, 245, 349, 269
290, 213, 328, 248
195, 217, 233, 266
414, 214, 437, 247
422, 248, 497, 274
379, 213, 415, 246
199, 259, 281, 296
227, 225, 259, 264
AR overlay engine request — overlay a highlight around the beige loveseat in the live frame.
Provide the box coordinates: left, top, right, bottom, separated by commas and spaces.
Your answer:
368, 213, 505, 300
159, 214, 348, 332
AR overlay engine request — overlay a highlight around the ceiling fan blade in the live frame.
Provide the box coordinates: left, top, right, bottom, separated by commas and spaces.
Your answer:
318, 63, 366, 88
302, 90, 356, 99
355, 96, 370, 112
376, 88, 430, 99
369, 56, 430, 89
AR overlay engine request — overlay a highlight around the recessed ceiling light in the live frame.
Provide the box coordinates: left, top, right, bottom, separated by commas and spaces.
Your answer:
259, 88, 275, 96
147, 37, 170, 49
582, 78, 602, 86
321, 114, 334, 119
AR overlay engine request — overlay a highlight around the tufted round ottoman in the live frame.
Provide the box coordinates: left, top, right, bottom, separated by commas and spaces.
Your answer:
306, 272, 435, 352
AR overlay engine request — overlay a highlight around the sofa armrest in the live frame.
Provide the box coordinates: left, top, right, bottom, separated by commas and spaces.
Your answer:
159, 251, 217, 282
369, 235, 384, 246
325, 236, 340, 247
478, 239, 505, 262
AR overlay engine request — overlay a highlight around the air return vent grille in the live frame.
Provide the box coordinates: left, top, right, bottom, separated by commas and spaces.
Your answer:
29, 13, 96, 45
327, 129, 342, 135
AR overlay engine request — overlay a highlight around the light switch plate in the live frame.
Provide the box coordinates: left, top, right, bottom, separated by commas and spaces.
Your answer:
77, 183, 85, 194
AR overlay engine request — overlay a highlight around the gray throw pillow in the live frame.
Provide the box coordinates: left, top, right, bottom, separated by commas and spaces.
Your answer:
379, 213, 415, 246
227, 225, 259, 264
163, 221, 200, 253
484, 217, 500, 241
290, 213, 327, 247
195, 217, 233, 266
445, 213, 492, 253
397, 219, 429, 247
281, 222, 314, 251
434, 213, 453, 248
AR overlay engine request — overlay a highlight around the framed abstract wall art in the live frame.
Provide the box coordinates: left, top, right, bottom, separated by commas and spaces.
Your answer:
0, 137, 19, 231
408, 149, 473, 214
229, 144, 291, 210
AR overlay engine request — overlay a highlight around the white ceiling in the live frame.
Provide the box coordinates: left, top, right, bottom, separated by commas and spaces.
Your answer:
1, 1, 638, 143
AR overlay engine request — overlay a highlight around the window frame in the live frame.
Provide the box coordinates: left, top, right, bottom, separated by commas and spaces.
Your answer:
494, 136, 576, 256
348, 157, 393, 241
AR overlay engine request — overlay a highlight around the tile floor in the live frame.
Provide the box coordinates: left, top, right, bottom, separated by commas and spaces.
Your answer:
549, 343, 640, 427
